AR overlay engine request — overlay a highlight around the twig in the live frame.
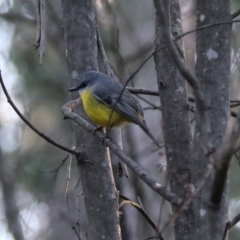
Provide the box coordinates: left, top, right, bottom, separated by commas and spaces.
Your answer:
210, 106, 240, 207
143, 106, 161, 111
96, 26, 114, 78
43, 155, 69, 180
119, 194, 164, 240
34, 0, 47, 64
157, 174, 169, 228
230, 102, 240, 108
232, 8, 240, 19
0, 71, 78, 155
61, 100, 182, 207
137, 196, 145, 211
136, 94, 160, 109
231, 111, 238, 118
127, 87, 159, 96
64, 155, 81, 240
76, 193, 81, 237
126, 19, 240, 87
228, 212, 240, 230
222, 213, 240, 240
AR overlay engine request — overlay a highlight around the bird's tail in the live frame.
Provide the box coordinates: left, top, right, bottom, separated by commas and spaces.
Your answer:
138, 121, 161, 148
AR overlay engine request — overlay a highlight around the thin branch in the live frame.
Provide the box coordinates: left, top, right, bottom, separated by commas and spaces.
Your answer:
0, 71, 78, 155
119, 194, 164, 240
230, 102, 240, 108
127, 87, 159, 96
61, 100, 182, 207
222, 213, 240, 240
97, 26, 115, 77
76, 193, 81, 237
232, 8, 240, 19
34, 0, 47, 64
64, 155, 81, 240
43, 155, 69, 180
210, 106, 240, 207
231, 111, 238, 118
228, 212, 240, 230
126, 19, 240, 86
135, 94, 160, 109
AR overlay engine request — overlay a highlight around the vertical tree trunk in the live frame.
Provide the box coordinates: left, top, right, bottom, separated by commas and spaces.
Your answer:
61, 1, 121, 239
193, 0, 231, 239
154, 0, 193, 239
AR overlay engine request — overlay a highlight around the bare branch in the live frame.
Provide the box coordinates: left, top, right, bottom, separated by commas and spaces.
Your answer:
232, 8, 240, 19
127, 87, 159, 96
61, 100, 182, 207
97, 26, 115, 78
119, 194, 164, 240
210, 107, 240, 207
228, 213, 240, 230
222, 213, 240, 240
64, 155, 81, 240
0, 71, 78, 155
43, 155, 69, 180
127, 19, 240, 86
34, 0, 47, 64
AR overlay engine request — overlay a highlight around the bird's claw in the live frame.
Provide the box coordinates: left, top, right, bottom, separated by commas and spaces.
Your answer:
91, 126, 103, 135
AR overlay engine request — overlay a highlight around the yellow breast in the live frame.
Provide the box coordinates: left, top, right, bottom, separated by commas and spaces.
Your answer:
80, 89, 129, 127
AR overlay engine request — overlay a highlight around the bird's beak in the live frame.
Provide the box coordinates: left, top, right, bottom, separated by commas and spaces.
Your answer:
68, 86, 78, 92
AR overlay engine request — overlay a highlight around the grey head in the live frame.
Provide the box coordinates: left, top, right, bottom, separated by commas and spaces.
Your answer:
68, 70, 102, 93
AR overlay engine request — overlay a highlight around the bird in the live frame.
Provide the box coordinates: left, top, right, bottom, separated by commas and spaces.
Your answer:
68, 70, 160, 148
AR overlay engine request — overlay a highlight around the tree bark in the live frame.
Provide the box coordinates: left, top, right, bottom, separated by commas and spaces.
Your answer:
61, 1, 121, 239
192, 0, 231, 239
154, 0, 193, 239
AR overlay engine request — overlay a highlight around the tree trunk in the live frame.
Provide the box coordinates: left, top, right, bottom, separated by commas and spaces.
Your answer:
192, 0, 231, 239
61, 1, 121, 239
154, 0, 193, 239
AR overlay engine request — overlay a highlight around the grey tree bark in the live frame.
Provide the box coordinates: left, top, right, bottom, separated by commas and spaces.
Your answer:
192, 0, 231, 239
61, 1, 121, 239
154, 0, 193, 239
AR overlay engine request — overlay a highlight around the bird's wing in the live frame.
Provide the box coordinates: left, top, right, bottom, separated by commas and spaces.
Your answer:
92, 80, 144, 125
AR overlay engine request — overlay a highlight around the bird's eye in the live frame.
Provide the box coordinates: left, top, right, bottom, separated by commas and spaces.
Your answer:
81, 82, 87, 88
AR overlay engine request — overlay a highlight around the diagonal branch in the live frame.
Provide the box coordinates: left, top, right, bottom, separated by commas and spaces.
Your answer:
61, 100, 182, 207
210, 108, 240, 207
0, 71, 78, 155
232, 8, 240, 19
126, 19, 240, 88
119, 194, 164, 240
222, 213, 240, 240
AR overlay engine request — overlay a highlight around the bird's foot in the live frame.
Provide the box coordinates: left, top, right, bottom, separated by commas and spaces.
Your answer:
91, 126, 103, 135
99, 133, 112, 144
